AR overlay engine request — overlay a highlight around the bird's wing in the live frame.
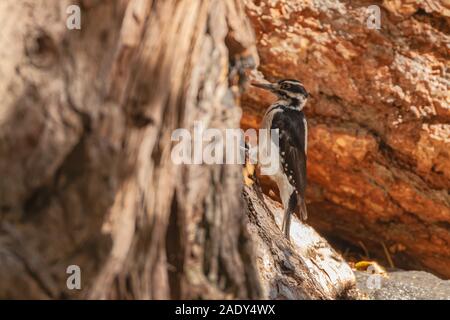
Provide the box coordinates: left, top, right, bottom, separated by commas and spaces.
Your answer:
271, 109, 307, 197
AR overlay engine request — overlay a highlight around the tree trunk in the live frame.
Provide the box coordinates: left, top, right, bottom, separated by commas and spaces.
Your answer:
0, 0, 260, 299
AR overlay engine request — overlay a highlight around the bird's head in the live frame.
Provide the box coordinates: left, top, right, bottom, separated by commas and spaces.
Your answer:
252, 79, 309, 109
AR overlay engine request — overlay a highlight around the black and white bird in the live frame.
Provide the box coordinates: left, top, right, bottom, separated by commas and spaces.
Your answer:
253, 79, 309, 240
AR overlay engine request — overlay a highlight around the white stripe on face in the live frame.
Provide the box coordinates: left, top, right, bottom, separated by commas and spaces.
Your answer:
282, 80, 302, 86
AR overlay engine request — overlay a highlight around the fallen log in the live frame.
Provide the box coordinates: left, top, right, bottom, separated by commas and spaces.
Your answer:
243, 183, 360, 299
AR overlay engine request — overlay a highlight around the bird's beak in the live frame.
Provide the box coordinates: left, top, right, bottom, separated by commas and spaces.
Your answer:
251, 82, 277, 91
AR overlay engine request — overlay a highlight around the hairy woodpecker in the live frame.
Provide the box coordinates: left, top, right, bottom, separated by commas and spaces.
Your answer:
253, 79, 309, 240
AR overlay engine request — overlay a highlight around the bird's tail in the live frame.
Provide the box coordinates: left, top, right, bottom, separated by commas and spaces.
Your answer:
297, 197, 308, 221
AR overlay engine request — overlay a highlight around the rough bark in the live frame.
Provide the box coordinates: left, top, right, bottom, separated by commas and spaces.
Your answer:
242, 0, 450, 278
0, 0, 263, 299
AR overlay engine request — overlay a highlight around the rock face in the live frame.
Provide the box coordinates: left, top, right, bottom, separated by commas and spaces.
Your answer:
242, 0, 450, 278
355, 270, 450, 300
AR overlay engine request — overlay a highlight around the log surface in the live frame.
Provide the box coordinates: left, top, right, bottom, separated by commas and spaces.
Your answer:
244, 184, 358, 299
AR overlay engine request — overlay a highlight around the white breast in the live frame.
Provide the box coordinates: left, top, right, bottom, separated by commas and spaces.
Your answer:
260, 104, 296, 208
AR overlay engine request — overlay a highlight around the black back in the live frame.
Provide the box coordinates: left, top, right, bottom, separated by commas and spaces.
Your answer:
271, 108, 307, 197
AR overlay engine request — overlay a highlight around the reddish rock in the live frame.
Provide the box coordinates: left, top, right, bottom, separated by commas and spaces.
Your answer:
242, 0, 450, 278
